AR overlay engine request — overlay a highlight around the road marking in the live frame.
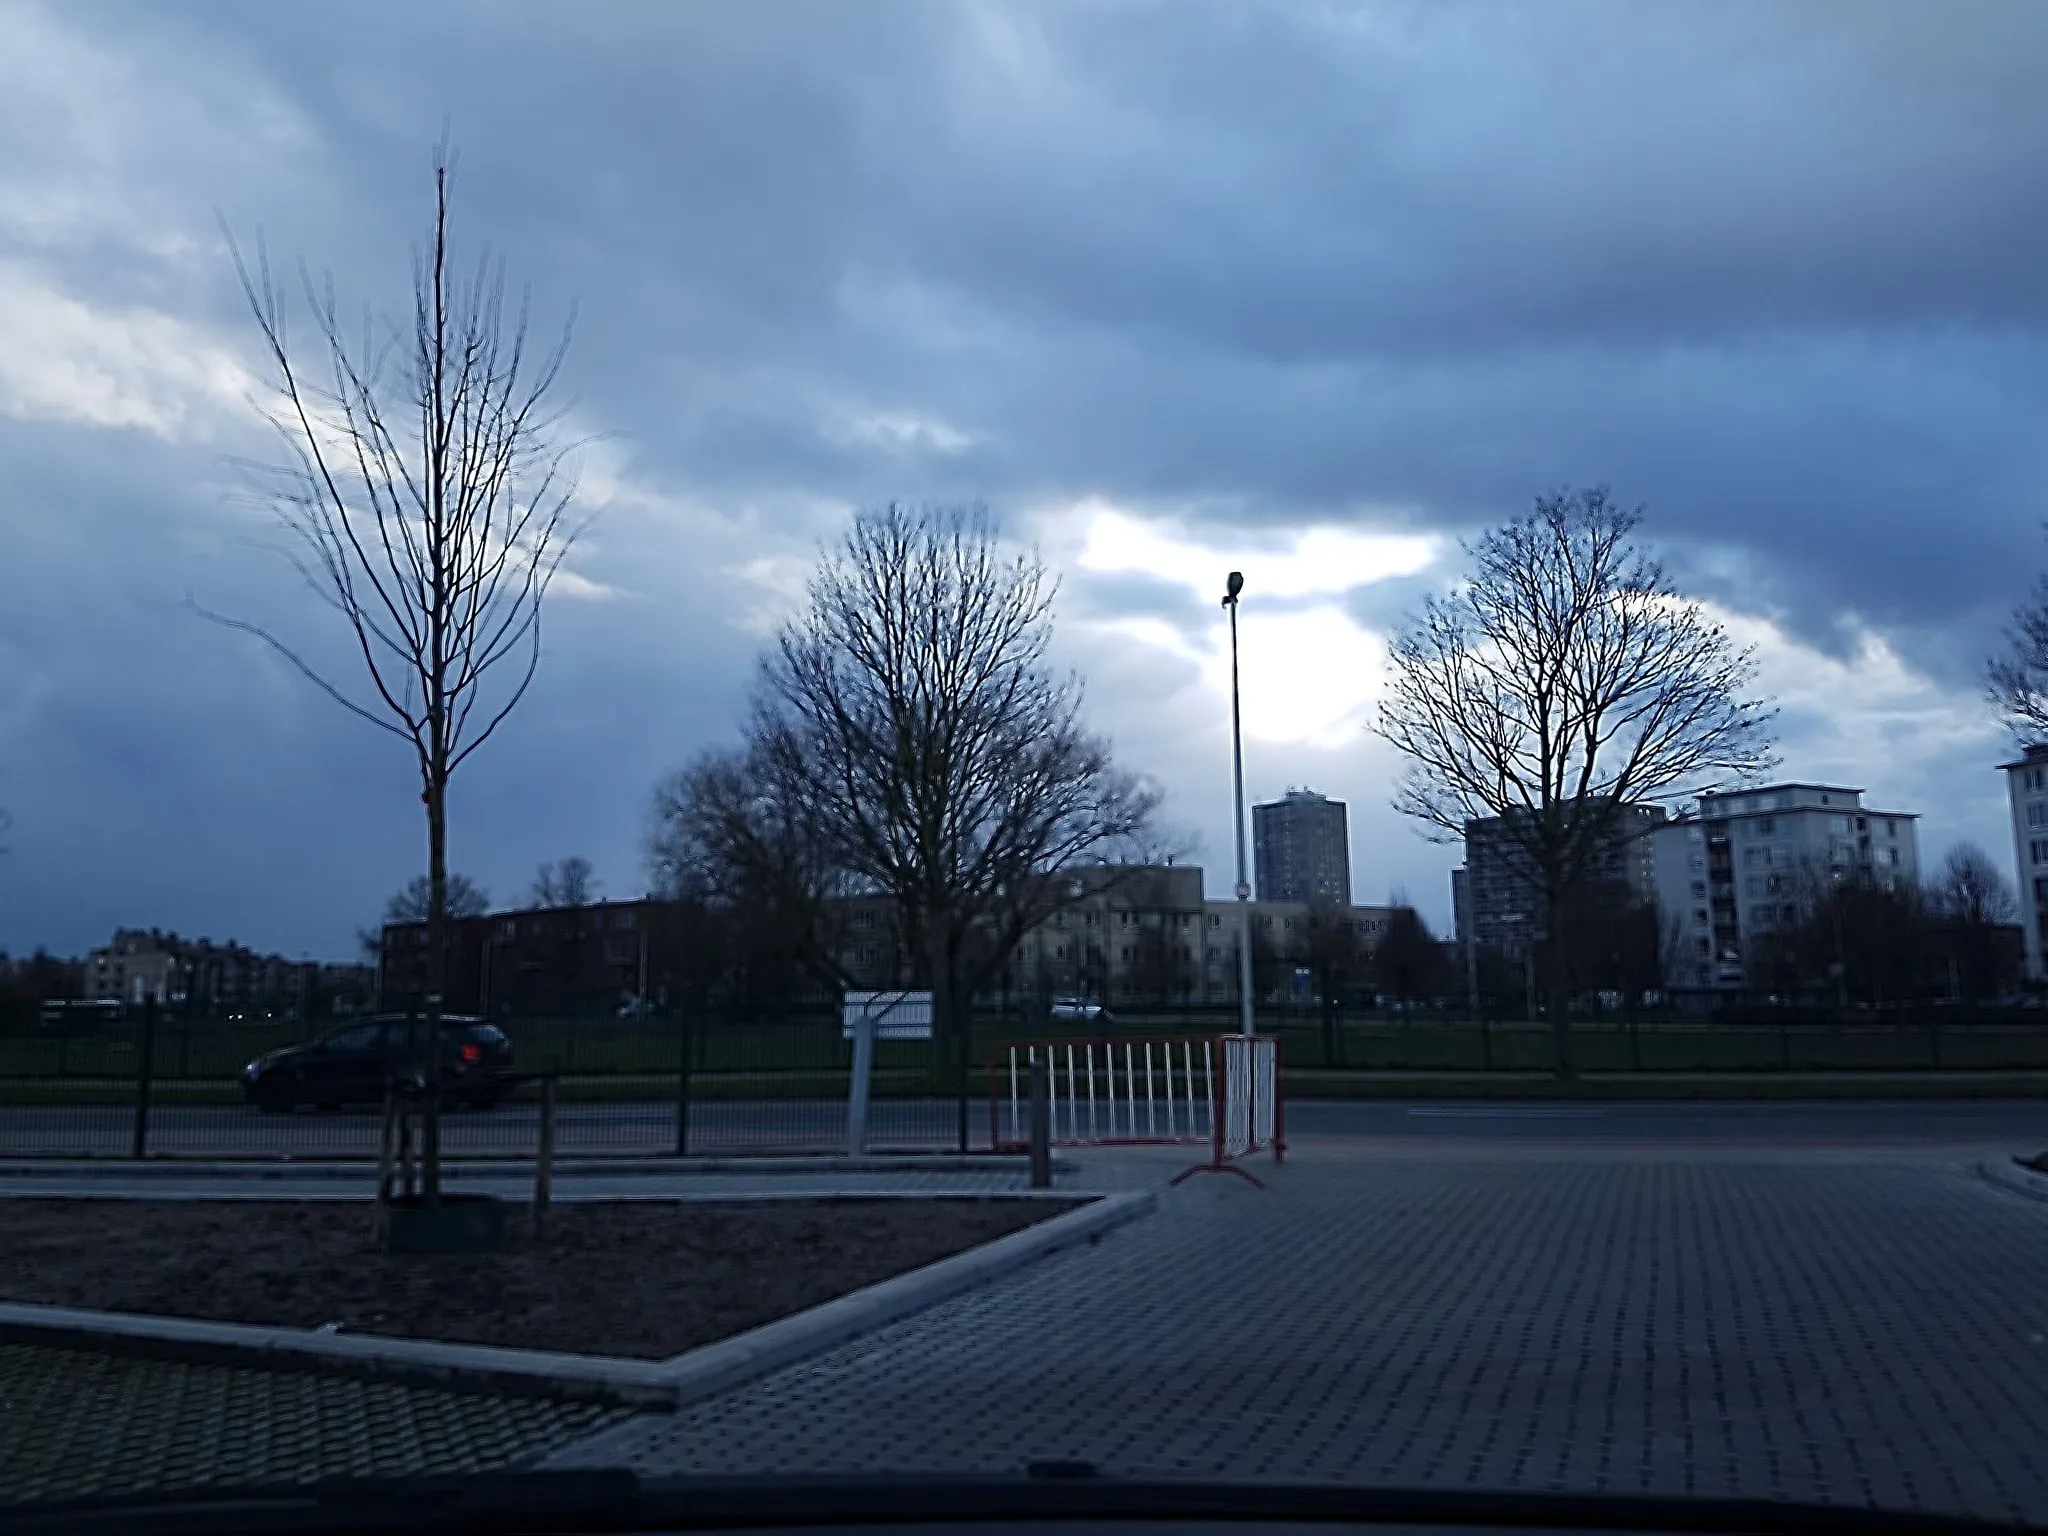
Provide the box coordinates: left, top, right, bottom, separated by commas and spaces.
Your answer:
1405, 1106, 1609, 1119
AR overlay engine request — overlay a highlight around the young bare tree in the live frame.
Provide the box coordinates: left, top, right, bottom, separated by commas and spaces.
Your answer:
530, 856, 597, 909
201, 153, 584, 1202
684, 503, 1171, 1144
1375, 487, 1776, 1073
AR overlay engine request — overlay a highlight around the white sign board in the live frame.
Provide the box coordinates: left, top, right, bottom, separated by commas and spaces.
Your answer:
841, 990, 934, 1041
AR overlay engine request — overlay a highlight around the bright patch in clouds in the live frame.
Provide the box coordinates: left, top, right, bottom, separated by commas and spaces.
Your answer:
1073, 504, 1437, 600
0, 264, 251, 439
1720, 605, 2003, 786
1057, 503, 1433, 749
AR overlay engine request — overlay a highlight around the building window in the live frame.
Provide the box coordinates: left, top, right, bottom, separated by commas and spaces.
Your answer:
1208, 915, 1221, 929
2035, 878, 2048, 904
1756, 816, 1776, 835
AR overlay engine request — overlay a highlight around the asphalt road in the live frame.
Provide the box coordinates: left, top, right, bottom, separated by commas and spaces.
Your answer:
1282, 1096, 2048, 1150
3, 1094, 2046, 1158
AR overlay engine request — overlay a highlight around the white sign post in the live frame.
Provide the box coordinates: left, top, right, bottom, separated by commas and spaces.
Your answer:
841, 990, 934, 1155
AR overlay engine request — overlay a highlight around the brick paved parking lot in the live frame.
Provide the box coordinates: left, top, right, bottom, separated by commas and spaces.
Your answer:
0, 1343, 629, 1504
554, 1152, 2048, 1526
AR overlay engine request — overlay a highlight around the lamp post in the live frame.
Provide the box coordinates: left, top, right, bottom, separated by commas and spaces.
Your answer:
1223, 571, 1254, 1037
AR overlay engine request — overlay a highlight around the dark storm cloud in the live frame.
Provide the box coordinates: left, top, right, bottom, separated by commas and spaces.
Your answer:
3, 0, 2045, 951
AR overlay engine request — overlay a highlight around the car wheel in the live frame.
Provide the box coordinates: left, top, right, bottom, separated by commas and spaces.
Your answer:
253, 1077, 297, 1114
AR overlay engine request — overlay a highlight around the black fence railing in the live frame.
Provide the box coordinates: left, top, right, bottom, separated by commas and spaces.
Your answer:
0, 1003, 1011, 1161
6, 1001, 2048, 1160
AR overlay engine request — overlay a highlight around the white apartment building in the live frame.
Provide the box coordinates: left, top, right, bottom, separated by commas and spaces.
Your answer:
2000, 743, 2048, 981
1653, 783, 1920, 990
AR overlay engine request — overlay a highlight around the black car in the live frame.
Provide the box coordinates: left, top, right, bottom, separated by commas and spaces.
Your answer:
241, 1014, 515, 1113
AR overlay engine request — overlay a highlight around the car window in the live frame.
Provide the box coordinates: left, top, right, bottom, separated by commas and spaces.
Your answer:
320, 1024, 382, 1052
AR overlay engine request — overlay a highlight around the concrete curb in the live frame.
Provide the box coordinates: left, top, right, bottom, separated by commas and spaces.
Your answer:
1976, 1154, 2048, 1203
0, 1189, 1155, 1409
0, 1154, 1071, 1181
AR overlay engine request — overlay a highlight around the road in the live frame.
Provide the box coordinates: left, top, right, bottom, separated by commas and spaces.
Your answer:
1282, 1096, 2048, 1151
2, 1094, 2045, 1159
0, 1098, 974, 1159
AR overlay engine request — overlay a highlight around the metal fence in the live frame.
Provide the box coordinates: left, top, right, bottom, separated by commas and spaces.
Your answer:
6, 1001, 2048, 1160
0, 1004, 993, 1160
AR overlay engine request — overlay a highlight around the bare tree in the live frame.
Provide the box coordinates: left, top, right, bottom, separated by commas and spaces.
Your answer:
1372, 904, 1448, 1008
647, 743, 862, 997
1930, 842, 2020, 1003
1932, 842, 2018, 928
1375, 487, 1776, 1073
530, 856, 597, 909
678, 503, 1171, 1143
201, 151, 584, 1204
1989, 546, 2048, 740
384, 874, 491, 925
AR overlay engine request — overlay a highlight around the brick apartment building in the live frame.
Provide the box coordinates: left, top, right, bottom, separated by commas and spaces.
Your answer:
379, 898, 736, 1018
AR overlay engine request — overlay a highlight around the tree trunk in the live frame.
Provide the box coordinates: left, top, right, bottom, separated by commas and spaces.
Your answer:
421, 776, 446, 1204
925, 923, 969, 1154
1543, 887, 1575, 1079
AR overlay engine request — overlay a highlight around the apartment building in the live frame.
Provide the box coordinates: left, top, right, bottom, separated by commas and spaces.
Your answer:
1652, 783, 1921, 990
836, 862, 1396, 1009
85, 929, 373, 1017
1456, 801, 1666, 956
380, 898, 709, 1017
1253, 789, 1352, 905
2002, 744, 2048, 980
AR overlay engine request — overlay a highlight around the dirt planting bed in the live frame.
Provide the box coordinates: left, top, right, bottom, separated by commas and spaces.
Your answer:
0, 1196, 1082, 1359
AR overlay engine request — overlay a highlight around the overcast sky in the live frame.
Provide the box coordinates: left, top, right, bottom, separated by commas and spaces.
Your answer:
2, 0, 2045, 962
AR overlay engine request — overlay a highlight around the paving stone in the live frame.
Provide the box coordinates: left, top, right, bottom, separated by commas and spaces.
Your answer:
0, 1344, 629, 1505
551, 1154, 2048, 1526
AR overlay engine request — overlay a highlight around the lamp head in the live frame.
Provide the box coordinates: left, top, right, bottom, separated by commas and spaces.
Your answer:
1223, 570, 1244, 607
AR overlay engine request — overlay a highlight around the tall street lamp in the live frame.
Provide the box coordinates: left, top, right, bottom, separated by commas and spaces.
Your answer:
1222, 571, 1254, 1037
